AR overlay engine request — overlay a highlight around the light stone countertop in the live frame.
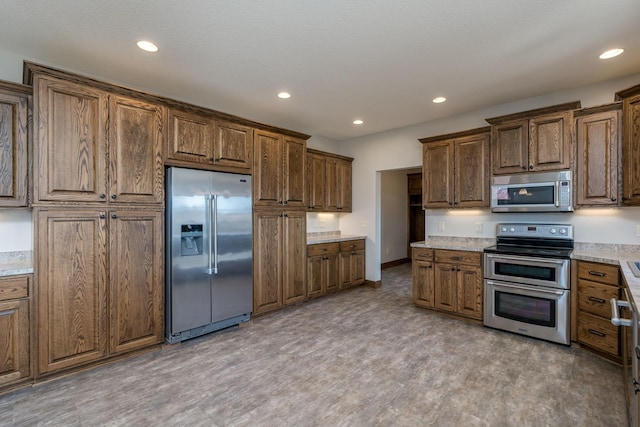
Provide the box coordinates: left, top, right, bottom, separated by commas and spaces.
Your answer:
307, 234, 368, 245
410, 237, 495, 253
0, 251, 33, 277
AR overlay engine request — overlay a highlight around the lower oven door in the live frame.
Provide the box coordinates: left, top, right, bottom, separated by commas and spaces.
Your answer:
484, 279, 570, 345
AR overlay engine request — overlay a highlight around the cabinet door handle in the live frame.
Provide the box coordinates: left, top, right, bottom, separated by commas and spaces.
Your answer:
111, 214, 118, 219
587, 329, 606, 338
111, 194, 117, 199
588, 271, 606, 277
587, 296, 606, 304
99, 193, 106, 199
521, 166, 526, 170
99, 213, 106, 219
529, 165, 533, 170
611, 197, 617, 202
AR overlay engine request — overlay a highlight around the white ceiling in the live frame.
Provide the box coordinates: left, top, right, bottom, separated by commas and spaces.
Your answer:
1, 0, 639, 141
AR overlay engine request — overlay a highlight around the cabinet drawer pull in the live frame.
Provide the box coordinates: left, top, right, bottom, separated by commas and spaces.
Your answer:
451, 256, 463, 261
588, 271, 606, 277
587, 329, 606, 338
587, 296, 606, 304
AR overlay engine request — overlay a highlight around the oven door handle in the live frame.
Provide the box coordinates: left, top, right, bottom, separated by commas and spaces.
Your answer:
486, 280, 565, 295
610, 298, 632, 327
485, 253, 568, 267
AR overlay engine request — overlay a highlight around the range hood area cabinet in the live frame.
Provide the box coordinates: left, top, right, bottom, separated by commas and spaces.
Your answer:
0, 81, 30, 208
306, 148, 353, 213
616, 84, 640, 206
419, 127, 490, 209
485, 101, 580, 175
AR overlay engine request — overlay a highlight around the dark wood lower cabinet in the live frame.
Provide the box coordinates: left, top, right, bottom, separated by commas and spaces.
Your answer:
0, 275, 31, 387
338, 240, 365, 289
35, 208, 164, 376
412, 248, 483, 321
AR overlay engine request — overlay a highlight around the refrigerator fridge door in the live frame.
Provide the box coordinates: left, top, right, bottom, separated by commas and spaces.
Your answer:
167, 167, 213, 334
210, 172, 253, 323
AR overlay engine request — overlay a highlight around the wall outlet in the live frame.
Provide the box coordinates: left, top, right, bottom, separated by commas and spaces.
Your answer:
385, 247, 390, 255
438, 221, 445, 231
361, 220, 369, 228
475, 222, 483, 233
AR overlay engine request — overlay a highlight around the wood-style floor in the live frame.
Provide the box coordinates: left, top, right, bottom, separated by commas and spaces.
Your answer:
1, 263, 627, 426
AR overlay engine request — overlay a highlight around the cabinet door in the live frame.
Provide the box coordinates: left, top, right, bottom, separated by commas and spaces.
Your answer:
282, 210, 307, 304
253, 210, 282, 314
491, 120, 528, 175
215, 120, 253, 170
456, 265, 482, 319
36, 209, 108, 374
325, 254, 339, 293
622, 93, 640, 206
109, 96, 165, 204
307, 153, 325, 210
167, 108, 214, 164
576, 110, 620, 205
529, 111, 572, 172
351, 250, 365, 286
109, 210, 164, 354
35, 76, 108, 202
423, 141, 454, 208
0, 299, 29, 386
283, 137, 306, 208
454, 133, 489, 207
253, 130, 283, 207
338, 252, 351, 289
337, 159, 352, 212
325, 157, 339, 211
307, 255, 324, 298
0, 88, 28, 207
412, 260, 434, 308
434, 263, 457, 312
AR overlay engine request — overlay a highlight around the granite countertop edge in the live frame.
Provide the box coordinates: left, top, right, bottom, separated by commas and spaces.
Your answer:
410, 238, 495, 253
307, 234, 368, 244
0, 251, 34, 277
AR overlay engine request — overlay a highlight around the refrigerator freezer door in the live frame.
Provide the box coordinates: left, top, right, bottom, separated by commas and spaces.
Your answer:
210, 172, 253, 322
167, 167, 213, 334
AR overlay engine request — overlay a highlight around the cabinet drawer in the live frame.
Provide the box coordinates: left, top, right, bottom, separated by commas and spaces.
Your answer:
577, 311, 619, 356
577, 262, 619, 286
339, 239, 365, 252
578, 279, 619, 318
412, 247, 433, 262
307, 242, 339, 257
435, 250, 481, 265
0, 275, 29, 301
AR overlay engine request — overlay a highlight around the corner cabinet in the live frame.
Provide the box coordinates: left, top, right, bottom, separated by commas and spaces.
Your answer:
33, 74, 165, 205
616, 84, 640, 206
35, 208, 164, 375
575, 104, 621, 206
0, 81, 30, 207
419, 127, 490, 209
486, 102, 579, 174
166, 107, 253, 173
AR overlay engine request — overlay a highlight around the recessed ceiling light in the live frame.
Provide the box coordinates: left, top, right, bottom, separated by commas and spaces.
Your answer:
353, 119, 364, 125
137, 40, 158, 52
599, 48, 624, 59
277, 92, 291, 99
432, 97, 447, 104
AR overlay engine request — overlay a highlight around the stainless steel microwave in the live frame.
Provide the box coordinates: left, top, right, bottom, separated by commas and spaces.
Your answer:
490, 170, 573, 213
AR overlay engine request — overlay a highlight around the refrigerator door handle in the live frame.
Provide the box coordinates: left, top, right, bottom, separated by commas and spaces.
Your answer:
212, 194, 219, 275
205, 194, 214, 275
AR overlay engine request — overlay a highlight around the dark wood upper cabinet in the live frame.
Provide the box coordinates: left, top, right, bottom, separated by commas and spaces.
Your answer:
420, 127, 490, 209
486, 102, 579, 175
575, 104, 621, 206
306, 148, 353, 213
0, 82, 30, 207
616, 84, 640, 206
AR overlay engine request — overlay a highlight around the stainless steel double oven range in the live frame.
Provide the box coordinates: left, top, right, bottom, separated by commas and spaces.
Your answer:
483, 223, 573, 345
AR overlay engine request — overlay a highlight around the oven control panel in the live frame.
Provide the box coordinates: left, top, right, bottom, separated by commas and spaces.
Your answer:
496, 223, 573, 240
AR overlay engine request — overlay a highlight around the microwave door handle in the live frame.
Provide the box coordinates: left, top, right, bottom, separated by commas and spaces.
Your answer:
555, 180, 560, 207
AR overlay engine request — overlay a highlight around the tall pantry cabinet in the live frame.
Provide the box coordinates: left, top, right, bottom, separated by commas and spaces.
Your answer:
27, 64, 164, 376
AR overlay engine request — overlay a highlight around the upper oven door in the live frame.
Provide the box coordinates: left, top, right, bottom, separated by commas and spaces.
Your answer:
484, 253, 570, 289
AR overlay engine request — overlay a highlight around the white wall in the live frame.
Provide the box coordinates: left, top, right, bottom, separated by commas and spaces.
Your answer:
380, 170, 409, 263
338, 72, 640, 282
307, 212, 340, 233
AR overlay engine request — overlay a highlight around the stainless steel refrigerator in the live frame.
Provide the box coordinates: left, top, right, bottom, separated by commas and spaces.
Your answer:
165, 166, 252, 343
